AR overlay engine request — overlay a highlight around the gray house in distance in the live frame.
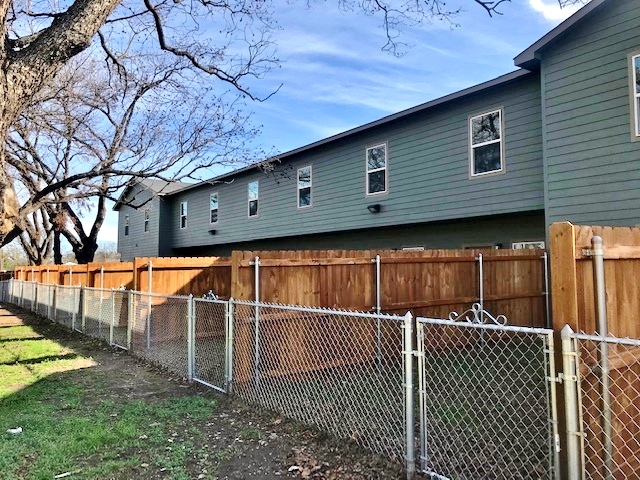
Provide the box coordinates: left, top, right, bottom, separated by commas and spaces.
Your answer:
117, 0, 639, 260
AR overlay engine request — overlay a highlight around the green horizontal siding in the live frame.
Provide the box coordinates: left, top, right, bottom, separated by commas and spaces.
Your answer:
169, 73, 543, 249
542, 0, 640, 226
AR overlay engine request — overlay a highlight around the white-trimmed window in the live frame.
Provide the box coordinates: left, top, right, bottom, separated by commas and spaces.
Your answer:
632, 54, 640, 137
470, 109, 504, 176
366, 144, 387, 195
144, 209, 150, 233
248, 181, 259, 217
180, 201, 188, 229
210, 192, 219, 223
297, 166, 312, 208
124, 215, 129, 236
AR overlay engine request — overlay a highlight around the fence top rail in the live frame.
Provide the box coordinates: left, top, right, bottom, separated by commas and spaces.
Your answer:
193, 297, 230, 305
233, 299, 408, 322
131, 290, 190, 301
416, 316, 553, 336
571, 331, 640, 347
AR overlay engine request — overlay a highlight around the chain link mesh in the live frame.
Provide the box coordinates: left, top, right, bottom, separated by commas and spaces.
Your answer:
232, 301, 406, 461
193, 298, 228, 390
130, 292, 189, 377
83, 287, 114, 340
22, 281, 35, 312
574, 335, 640, 479
417, 319, 555, 480
36, 284, 53, 319
112, 290, 129, 350
54, 285, 81, 329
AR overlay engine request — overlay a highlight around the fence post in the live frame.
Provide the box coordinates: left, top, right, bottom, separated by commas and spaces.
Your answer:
252, 256, 261, 388
187, 294, 194, 382
80, 287, 86, 332
53, 285, 58, 322
561, 325, 582, 479
226, 298, 235, 394
110, 289, 116, 346
72, 287, 79, 331
403, 311, 415, 479
591, 236, 613, 479
127, 292, 134, 351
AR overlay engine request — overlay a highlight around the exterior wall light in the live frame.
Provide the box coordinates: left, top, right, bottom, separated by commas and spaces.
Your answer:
367, 204, 382, 213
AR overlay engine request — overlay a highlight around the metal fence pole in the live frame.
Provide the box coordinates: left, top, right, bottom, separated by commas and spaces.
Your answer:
416, 320, 427, 473
253, 256, 261, 388
592, 235, 613, 479
561, 325, 582, 479
226, 298, 235, 394
81, 287, 86, 332
187, 294, 194, 382
110, 289, 116, 346
545, 331, 561, 480
477, 253, 484, 322
403, 311, 415, 479
72, 287, 78, 331
147, 262, 152, 350
374, 254, 382, 370
53, 285, 58, 322
127, 292, 134, 351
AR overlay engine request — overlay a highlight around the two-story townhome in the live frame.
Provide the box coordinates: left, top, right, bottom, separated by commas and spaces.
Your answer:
117, 0, 637, 260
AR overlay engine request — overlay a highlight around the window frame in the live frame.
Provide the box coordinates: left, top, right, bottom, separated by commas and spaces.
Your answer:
143, 209, 150, 233
297, 165, 312, 209
365, 143, 388, 196
630, 52, 640, 139
469, 108, 505, 178
248, 180, 259, 218
124, 214, 129, 236
210, 192, 219, 224
180, 201, 188, 229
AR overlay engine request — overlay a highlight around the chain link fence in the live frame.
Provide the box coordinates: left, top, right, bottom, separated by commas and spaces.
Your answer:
569, 333, 640, 479
54, 285, 81, 330
130, 291, 190, 377
193, 298, 230, 392
232, 300, 407, 461
416, 317, 558, 480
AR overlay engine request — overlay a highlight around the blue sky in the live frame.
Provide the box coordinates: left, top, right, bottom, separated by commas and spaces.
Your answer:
95, 0, 582, 244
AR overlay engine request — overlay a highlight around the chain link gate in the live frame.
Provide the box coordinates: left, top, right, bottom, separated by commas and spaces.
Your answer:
416, 316, 560, 480
191, 298, 232, 393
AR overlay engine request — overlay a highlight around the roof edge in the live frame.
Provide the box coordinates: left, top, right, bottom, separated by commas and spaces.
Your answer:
169, 68, 534, 196
514, 0, 608, 69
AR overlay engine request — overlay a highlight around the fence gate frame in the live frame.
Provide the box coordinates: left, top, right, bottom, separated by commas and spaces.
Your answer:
415, 313, 560, 480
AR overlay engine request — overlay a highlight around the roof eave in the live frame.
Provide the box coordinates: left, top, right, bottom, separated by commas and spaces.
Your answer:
514, 0, 608, 69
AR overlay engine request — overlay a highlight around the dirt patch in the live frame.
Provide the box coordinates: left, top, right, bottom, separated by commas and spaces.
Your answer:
1, 304, 408, 479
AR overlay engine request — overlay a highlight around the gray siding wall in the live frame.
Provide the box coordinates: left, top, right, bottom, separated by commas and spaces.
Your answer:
116, 186, 161, 261
172, 211, 545, 257
542, 0, 640, 226
169, 73, 543, 250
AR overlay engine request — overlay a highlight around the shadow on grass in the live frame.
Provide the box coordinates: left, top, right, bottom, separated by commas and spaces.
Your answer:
0, 352, 80, 366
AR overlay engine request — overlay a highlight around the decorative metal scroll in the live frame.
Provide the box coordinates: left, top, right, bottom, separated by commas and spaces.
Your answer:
448, 303, 508, 326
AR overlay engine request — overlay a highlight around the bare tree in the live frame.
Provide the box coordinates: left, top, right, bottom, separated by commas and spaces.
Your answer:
7, 53, 259, 263
0, 0, 587, 246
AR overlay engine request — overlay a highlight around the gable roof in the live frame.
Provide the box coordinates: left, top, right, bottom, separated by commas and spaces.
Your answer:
113, 179, 191, 211
514, 0, 608, 70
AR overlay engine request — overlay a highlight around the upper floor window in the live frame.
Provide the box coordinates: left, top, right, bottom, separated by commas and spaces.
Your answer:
180, 201, 188, 229
248, 181, 259, 217
631, 54, 640, 137
144, 209, 150, 233
124, 215, 129, 236
366, 144, 387, 195
470, 109, 504, 176
210, 193, 219, 223
297, 166, 312, 208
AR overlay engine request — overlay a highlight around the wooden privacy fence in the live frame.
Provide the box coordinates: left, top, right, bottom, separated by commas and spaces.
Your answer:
231, 248, 548, 328
14, 248, 548, 327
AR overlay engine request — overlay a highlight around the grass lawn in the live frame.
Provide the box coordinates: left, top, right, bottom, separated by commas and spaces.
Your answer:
0, 320, 220, 480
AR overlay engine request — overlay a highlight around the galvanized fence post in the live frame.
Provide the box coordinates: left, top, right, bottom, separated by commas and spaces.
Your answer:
403, 311, 415, 479
127, 291, 134, 351
561, 325, 583, 479
545, 331, 561, 480
591, 236, 613, 479
110, 288, 116, 346
252, 256, 261, 388
72, 287, 79, 331
226, 298, 235, 394
187, 294, 194, 382
81, 287, 86, 332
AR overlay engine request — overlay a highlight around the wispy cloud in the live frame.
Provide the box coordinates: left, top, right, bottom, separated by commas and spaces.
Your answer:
528, 0, 582, 21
